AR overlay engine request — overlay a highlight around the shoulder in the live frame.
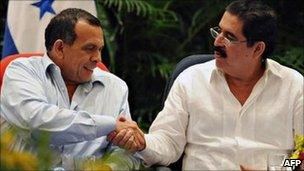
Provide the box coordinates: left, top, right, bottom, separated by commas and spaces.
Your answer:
268, 59, 303, 86
176, 59, 216, 84
5, 56, 45, 75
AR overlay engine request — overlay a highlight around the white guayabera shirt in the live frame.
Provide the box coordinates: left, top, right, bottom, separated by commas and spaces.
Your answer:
0, 53, 131, 164
138, 59, 303, 170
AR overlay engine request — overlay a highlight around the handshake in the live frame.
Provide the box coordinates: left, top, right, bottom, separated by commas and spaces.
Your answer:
107, 116, 146, 153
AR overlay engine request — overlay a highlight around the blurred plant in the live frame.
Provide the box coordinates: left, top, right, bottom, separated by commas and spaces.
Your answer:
0, 122, 53, 171
1, 127, 142, 170
81, 157, 112, 171
36, 131, 52, 170
290, 135, 304, 170
0, 129, 38, 170
291, 135, 304, 160
82, 148, 144, 171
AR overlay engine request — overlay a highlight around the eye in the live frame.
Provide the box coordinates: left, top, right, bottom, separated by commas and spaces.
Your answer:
226, 34, 237, 42
83, 45, 96, 52
215, 27, 222, 33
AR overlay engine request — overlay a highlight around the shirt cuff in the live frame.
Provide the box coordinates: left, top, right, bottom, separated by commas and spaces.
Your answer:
91, 115, 116, 137
135, 134, 157, 166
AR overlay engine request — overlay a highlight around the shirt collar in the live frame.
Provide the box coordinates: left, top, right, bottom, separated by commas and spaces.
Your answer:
81, 70, 105, 93
41, 53, 104, 92
210, 67, 224, 84
209, 59, 283, 83
41, 53, 56, 76
264, 59, 283, 79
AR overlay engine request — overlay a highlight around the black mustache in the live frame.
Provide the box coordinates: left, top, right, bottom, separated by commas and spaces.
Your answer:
214, 46, 227, 58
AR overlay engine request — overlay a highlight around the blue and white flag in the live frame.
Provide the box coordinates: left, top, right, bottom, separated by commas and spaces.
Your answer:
2, 0, 97, 59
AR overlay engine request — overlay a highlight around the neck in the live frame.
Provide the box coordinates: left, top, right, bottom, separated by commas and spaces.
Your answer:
225, 65, 265, 106
66, 83, 78, 102
225, 63, 265, 87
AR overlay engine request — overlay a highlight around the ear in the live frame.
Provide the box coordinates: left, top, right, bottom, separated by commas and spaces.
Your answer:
253, 41, 265, 59
53, 39, 65, 59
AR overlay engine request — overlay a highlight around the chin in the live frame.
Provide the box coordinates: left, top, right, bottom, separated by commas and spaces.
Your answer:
215, 59, 224, 69
78, 76, 92, 83
83, 78, 92, 83
81, 73, 93, 82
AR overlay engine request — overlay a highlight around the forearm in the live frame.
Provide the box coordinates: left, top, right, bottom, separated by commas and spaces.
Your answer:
1, 96, 116, 146
137, 133, 184, 166
137, 80, 188, 166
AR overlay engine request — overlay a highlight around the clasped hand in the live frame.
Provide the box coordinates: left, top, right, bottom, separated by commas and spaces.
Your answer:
107, 116, 146, 153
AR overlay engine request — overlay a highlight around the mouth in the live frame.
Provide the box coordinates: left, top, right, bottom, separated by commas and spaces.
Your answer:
214, 51, 221, 57
84, 66, 95, 72
214, 46, 227, 58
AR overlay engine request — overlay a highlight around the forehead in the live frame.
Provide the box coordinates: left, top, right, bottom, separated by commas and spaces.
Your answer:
219, 12, 244, 37
74, 20, 104, 46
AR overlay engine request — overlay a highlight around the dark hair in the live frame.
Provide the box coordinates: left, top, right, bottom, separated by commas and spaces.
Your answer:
226, 0, 277, 60
45, 8, 101, 51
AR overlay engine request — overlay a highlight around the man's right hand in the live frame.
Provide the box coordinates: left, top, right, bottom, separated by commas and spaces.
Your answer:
107, 116, 146, 153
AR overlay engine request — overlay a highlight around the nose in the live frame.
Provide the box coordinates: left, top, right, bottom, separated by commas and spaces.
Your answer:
91, 51, 102, 63
213, 34, 225, 47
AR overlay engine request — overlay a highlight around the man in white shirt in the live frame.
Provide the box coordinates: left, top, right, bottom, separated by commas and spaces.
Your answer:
109, 0, 303, 170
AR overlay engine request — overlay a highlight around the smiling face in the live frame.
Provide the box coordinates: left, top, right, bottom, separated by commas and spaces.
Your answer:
214, 12, 261, 77
57, 20, 104, 85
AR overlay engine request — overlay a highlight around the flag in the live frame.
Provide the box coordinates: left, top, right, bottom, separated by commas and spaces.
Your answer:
1, 0, 97, 59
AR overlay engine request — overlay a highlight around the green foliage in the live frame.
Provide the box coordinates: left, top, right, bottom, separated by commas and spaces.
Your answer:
1, 127, 38, 170
176, 0, 229, 54
95, 0, 177, 73
290, 135, 304, 159
272, 47, 304, 75
37, 132, 52, 170
95, 2, 118, 72
100, 0, 177, 20
98, 148, 144, 170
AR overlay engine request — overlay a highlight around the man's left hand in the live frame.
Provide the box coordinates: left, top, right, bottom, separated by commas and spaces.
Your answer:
107, 116, 146, 152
